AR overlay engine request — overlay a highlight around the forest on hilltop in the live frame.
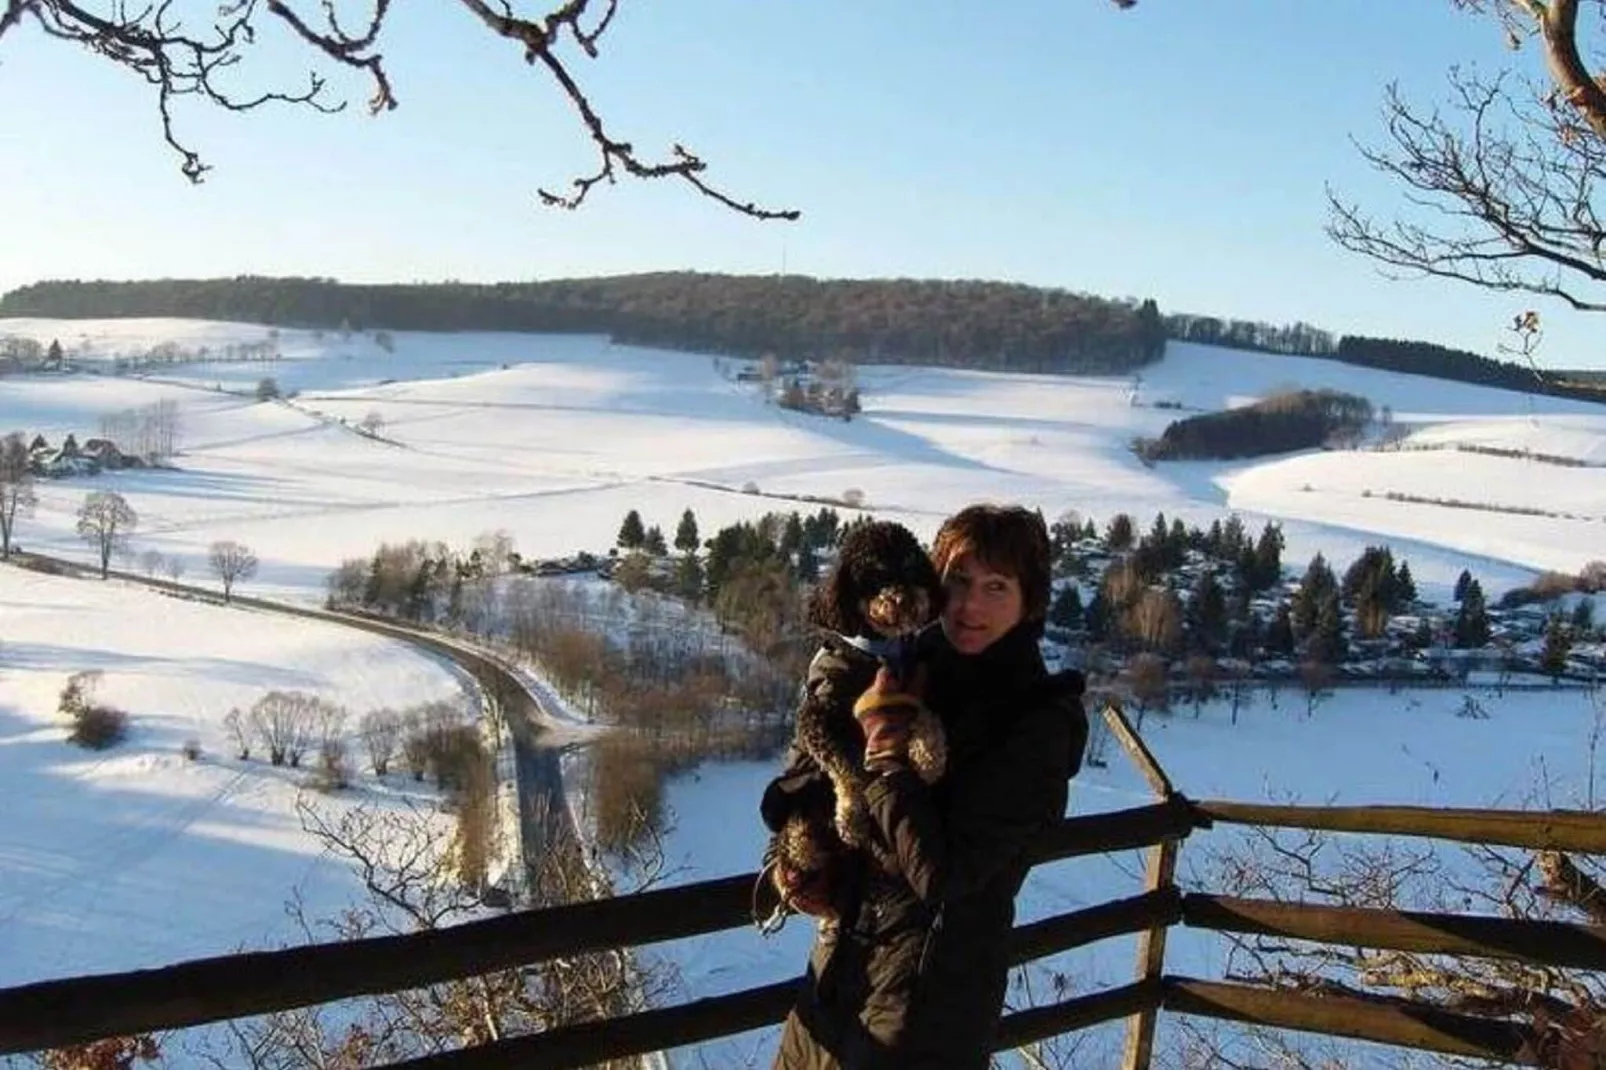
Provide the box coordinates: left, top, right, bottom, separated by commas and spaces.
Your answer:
0, 275, 1166, 376
6, 274, 1603, 403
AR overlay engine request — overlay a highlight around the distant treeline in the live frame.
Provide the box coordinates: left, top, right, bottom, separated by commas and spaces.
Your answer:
1332, 335, 1606, 403
11, 275, 1605, 402
1135, 389, 1374, 463
1168, 310, 1606, 405
0, 275, 1167, 376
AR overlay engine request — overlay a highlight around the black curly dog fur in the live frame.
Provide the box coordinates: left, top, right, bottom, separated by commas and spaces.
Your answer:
780, 520, 949, 891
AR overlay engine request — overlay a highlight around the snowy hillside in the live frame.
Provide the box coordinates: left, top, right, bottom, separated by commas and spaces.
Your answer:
3, 320, 1603, 604
0, 563, 466, 988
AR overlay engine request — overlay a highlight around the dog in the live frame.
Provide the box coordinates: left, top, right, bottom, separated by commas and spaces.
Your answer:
781, 521, 949, 872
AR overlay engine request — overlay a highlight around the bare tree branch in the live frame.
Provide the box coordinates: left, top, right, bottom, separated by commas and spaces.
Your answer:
0, 0, 798, 219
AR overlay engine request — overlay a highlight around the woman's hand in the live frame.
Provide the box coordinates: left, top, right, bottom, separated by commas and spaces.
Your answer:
853, 666, 924, 774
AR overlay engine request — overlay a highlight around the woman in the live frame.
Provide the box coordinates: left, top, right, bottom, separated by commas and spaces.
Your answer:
774, 504, 1089, 1069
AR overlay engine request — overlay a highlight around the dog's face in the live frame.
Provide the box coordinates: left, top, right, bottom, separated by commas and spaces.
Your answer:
811, 521, 942, 639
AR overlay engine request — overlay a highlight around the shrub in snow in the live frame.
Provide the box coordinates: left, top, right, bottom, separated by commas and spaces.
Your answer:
59, 670, 130, 750
310, 738, 352, 793
70, 704, 129, 750
181, 738, 202, 761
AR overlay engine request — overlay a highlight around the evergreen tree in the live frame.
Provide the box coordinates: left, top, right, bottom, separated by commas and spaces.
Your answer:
362, 550, 384, 608
617, 509, 646, 551
1188, 570, 1228, 654
1265, 604, 1296, 657
642, 525, 668, 556
446, 570, 464, 623
1169, 516, 1189, 558
1542, 616, 1573, 680
675, 553, 705, 602
1149, 511, 1169, 550
1572, 597, 1595, 636
1353, 572, 1391, 639
1395, 560, 1418, 607
1342, 546, 1397, 607
1306, 592, 1345, 664
796, 540, 821, 583
1454, 568, 1473, 603
674, 508, 700, 553
779, 512, 805, 562
1220, 514, 1248, 563
802, 507, 841, 550
1084, 589, 1111, 642
46, 339, 63, 365
1453, 579, 1491, 648
1049, 584, 1084, 631
1105, 513, 1135, 553
1244, 521, 1284, 592
404, 559, 433, 621
1293, 553, 1337, 638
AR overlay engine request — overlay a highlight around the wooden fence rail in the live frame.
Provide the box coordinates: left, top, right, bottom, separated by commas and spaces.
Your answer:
1194, 799, 1606, 854
0, 800, 1192, 1056
1181, 893, 1606, 972
7, 782, 1606, 1065
1161, 977, 1542, 1065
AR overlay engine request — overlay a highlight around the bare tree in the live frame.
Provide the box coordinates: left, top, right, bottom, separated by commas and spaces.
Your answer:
1130, 587, 1183, 656
99, 399, 182, 461
75, 491, 137, 579
471, 529, 519, 578
359, 708, 403, 775
1125, 651, 1170, 731
0, 0, 797, 222
0, 431, 35, 559
358, 410, 385, 437
223, 707, 251, 761
1324, 2, 1606, 339
1298, 658, 1335, 717
208, 540, 259, 603
1222, 659, 1255, 727
251, 690, 322, 767
138, 549, 166, 577
1184, 653, 1217, 717
1191, 805, 1606, 1070
201, 793, 673, 1070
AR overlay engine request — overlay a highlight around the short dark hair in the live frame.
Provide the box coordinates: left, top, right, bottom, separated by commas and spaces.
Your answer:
930, 504, 1052, 623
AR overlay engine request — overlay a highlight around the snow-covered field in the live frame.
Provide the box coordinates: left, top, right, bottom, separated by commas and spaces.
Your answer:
2, 315, 1606, 1065
0, 563, 467, 989
4, 318, 1604, 604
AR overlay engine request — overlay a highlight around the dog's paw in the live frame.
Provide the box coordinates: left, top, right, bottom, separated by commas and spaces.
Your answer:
834, 790, 871, 847
907, 713, 948, 785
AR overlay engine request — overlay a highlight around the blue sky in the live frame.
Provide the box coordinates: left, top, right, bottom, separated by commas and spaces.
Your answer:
2, 2, 1598, 367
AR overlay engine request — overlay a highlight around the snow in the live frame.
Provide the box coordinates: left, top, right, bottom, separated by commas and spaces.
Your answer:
0, 563, 467, 989
1, 324, 1601, 608
2, 316, 1605, 1064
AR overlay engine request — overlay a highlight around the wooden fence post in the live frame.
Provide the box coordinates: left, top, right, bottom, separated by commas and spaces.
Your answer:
1122, 836, 1178, 1070
1101, 700, 1181, 1070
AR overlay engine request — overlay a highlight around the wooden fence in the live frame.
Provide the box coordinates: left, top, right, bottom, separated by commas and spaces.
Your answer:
3, 704, 1604, 1069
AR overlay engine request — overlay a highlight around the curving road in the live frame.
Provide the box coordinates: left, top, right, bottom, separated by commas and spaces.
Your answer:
8, 551, 577, 903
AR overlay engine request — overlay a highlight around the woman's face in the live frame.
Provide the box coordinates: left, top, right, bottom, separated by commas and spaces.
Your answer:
940, 552, 1025, 655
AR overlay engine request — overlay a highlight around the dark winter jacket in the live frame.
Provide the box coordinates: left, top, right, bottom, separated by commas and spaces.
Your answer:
772, 623, 1088, 1070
